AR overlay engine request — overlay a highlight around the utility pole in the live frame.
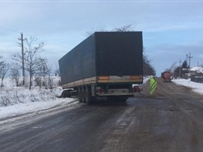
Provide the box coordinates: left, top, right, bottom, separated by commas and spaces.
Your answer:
19, 33, 25, 85
179, 59, 182, 78
188, 53, 193, 68
186, 54, 188, 63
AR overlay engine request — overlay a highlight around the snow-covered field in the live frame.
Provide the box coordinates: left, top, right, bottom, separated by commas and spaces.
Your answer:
2, 76, 200, 125
0, 76, 151, 123
0, 77, 76, 123
173, 79, 203, 95
143, 76, 152, 84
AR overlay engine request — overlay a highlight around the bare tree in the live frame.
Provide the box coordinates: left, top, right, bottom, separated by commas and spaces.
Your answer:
11, 65, 20, 86
54, 63, 60, 76
86, 24, 135, 36
170, 62, 177, 73
173, 66, 181, 78
0, 57, 10, 88
85, 27, 107, 37
54, 64, 61, 86
35, 58, 51, 88
165, 62, 177, 73
37, 58, 51, 77
34, 76, 42, 87
113, 24, 135, 32
54, 68, 60, 77
143, 54, 156, 76
13, 37, 45, 90
0, 56, 3, 65
47, 75, 54, 91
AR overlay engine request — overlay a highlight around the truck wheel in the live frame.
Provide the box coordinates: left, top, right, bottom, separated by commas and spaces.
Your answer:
78, 89, 82, 102
81, 88, 85, 103
85, 89, 92, 104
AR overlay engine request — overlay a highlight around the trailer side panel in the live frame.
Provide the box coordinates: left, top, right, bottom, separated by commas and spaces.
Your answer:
59, 35, 96, 86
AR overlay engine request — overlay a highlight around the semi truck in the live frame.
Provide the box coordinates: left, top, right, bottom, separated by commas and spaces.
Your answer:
59, 32, 143, 103
161, 71, 172, 82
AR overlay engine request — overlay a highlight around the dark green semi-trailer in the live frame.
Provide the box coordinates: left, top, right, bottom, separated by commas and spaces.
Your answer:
59, 32, 143, 103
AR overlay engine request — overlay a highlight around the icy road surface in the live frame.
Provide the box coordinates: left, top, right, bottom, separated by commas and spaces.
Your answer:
0, 78, 203, 152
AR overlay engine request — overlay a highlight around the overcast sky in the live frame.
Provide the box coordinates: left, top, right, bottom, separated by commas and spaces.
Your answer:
0, 0, 203, 75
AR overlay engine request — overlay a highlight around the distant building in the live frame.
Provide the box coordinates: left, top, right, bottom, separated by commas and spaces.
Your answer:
190, 66, 203, 74
189, 66, 203, 83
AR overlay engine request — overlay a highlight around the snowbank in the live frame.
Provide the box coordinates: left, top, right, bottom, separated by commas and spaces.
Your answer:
0, 75, 153, 123
0, 86, 77, 121
0, 97, 76, 121
143, 76, 152, 84
190, 66, 203, 73
0, 77, 77, 123
172, 79, 203, 95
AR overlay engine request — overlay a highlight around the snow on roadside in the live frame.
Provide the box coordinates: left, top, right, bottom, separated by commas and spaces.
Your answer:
0, 75, 152, 123
172, 79, 203, 95
0, 86, 77, 122
0, 77, 77, 123
132, 76, 152, 87
143, 76, 152, 84
0, 97, 76, 121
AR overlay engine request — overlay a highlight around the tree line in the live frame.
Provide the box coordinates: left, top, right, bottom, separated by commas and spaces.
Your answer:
166, 60, 201, 78
0, 37, 60, 90
0, 25, 156, 89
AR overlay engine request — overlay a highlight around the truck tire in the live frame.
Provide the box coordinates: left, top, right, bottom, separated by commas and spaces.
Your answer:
85, 88, 92, 104
81, 87, 85, 103
78, 89, 82, 102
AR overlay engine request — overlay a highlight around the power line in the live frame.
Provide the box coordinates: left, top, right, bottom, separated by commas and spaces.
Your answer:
0, 26, 21, 34
0, 34, 19, 40
0, 26, 69, 55
0, 29, 20, 40
0, 30, 19, 35
0, 26, 66, 47
0, 26, 32, 40
0, 31, 17, 35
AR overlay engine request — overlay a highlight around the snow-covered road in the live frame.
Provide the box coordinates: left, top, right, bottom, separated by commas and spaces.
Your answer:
0, 77, 202, 125
172, 79, 203, 95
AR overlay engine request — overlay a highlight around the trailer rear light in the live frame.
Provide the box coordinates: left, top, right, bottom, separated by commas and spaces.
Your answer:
98, 76, 109, 80
96, 87, 104, 93
130, 75, 142, 80
133, 86, 142, 93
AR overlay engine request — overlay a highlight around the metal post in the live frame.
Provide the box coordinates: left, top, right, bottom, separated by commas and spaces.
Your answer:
179, 59, 182, 78
21, 33, 25, 85
186, 54, 188, 64
188, 53, 192, 68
